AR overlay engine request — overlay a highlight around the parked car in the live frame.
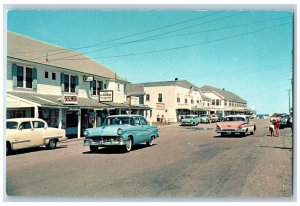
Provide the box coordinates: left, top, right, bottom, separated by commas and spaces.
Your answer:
180, 115, 200, 126
83, 115, 159, 152
211, 114, 219, 123
199, 114, 210, 123
215, 115, 256, 137
280, 114, 290, 128
6, 118, 66, 155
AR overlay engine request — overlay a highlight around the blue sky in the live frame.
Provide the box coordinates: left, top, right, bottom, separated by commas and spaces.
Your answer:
7, 10, 293, 114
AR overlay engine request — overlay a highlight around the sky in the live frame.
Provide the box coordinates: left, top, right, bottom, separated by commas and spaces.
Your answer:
6, 9, 294, 114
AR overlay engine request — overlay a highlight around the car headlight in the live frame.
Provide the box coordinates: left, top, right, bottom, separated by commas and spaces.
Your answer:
83, 130, 89, 136
117, 128, 124, 135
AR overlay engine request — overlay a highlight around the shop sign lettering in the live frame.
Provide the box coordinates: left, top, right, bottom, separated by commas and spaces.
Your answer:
99, 90, 113, 102
156, 103, 165, 110
63, 94, 78, 105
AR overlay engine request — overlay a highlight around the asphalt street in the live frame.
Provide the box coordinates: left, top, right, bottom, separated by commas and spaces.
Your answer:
5, 119, 293, 200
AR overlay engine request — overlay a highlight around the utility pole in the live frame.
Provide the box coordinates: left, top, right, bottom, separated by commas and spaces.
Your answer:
287, 89, 291, 113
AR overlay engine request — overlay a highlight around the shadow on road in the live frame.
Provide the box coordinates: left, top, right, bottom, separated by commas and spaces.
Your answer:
7, 145, 67, 156
260, 145, 292, 150
213, 135, 249, 138
82, 144, 157, 154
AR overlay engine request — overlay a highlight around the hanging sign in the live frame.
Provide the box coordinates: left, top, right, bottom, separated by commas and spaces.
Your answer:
63, 94, 78, 105
99, 90, 113, 102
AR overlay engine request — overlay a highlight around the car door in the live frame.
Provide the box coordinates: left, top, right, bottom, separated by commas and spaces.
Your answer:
131, 116, 143, 144
12, 121, 34, 150
139, 116, 151, 143
31, 120, 46, 146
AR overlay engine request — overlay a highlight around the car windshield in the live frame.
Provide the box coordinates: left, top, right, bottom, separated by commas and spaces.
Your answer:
6, 121, 18, 129
183, 116, 193, 119
224, 117, 245, 122
104, 117, 133, 126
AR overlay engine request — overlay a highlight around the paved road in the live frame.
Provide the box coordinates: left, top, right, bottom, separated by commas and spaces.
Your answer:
5, 119, 293, 199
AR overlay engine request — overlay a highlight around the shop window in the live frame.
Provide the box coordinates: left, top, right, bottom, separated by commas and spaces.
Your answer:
45, 71, 49, 79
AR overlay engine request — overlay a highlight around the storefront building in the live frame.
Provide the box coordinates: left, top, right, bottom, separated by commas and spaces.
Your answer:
6, 32, 151, 138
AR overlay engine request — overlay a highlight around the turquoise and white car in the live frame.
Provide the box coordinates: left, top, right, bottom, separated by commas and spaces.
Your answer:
83, 115, 159, 152
180, 115, 200, 126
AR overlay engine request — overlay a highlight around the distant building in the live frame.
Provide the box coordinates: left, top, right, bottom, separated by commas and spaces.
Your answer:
200, 85, 249, 117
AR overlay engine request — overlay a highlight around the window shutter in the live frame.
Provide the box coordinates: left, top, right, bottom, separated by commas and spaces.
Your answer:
75, 76, 79, 94
12, 63, 18, 87
32, 68, 37, 89
61, 73, 64, 92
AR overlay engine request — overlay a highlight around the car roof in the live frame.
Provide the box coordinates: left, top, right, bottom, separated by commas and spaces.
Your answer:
107, 115, 142, 118
224, 115, 248, 118
6, 118, 45, 122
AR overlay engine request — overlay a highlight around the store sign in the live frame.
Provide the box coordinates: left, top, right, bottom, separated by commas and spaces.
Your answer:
99, 90, 113, 102
156, 103, 165, 110
130, 96, 139, 106
63, 94, 78, 105
83, 76, 94, 82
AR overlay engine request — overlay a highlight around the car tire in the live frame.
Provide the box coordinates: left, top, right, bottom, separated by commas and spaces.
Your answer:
89, 146, 99, 152
146, 136, 154, 146
240, 132, 246, 137
124, 137, 132, 152
221, 133, 226, 137
46, 139, 57, 149
6, 142, 11, 155
250, 128, 255, 135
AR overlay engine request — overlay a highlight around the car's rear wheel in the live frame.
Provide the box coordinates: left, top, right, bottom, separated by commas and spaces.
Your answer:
240, 132, 246, 137
6, 142, 11, 155
221, 133, 226, 137
46, 139, 57, 149
146, 136, 154, 146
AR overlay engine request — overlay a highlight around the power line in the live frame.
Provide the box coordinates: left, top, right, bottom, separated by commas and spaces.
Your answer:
22, 11, 220, 60
52, 21, 291, 61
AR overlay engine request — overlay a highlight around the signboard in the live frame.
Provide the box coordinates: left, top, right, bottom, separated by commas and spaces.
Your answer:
99, 90, 113, 102
83, 76, 94, 82
156, 103, 165, 110
130, 96, 139, 106
63, 94, 78, 105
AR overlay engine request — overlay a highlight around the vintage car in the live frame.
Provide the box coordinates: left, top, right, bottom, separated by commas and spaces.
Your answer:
211, 114, 219, 123
6, 118, 66, 154
83, 115, 159, 152
215, 115, 256, 137
199, 114, 210, 123
180, 115, 200, 126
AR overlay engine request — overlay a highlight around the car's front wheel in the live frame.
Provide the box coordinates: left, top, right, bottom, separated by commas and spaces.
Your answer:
124, 138, 132, 152
46, 139, 57, 149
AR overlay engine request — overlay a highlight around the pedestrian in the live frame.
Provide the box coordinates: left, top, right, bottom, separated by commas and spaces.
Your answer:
157, 114, 160, 125
269, 124, 275, 136
275, 114, 281, 136
161, 115, 165, 126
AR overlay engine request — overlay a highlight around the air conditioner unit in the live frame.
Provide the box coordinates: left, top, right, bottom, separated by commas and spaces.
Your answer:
83, 76, 94, 82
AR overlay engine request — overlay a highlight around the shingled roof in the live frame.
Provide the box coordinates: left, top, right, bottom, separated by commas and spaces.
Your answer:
7, 31, 125, 81
140, 80, 200, 90
200, 85, 246, 103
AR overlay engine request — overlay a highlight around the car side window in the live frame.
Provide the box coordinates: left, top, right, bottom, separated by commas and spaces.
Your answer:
19, 121, 32, 130
33, 121, 45, 128
133, 117, 140, 125
140, 117, 148, 125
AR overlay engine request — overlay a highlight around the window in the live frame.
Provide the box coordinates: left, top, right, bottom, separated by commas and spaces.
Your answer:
15, 65, 35, 89
191, 99, 194, 104
177, 97, 180, 103
224, 100, 227, 106
216, 99, 220, 106
33, 121, 45, 128
117, 84, 120, 91
146, 94, 150, 101
17, 65, 24, 87
19, 121, 32, 130
26, 68, 32, 88
185, 98, 188, 104
158, 93, 162, 102
92, 80, 104, 95
140, 117, 148, 125
212, 99, 215, 105
52, 73, 56, 80
64, 74, 76, 93
45, 71, 49, 78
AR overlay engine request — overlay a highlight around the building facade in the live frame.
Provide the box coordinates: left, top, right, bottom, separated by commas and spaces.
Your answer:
6, 32, 150, 138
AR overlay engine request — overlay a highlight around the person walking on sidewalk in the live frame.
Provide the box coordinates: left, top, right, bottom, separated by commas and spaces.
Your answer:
157, 114, 160, 125
275, 114, 281, 137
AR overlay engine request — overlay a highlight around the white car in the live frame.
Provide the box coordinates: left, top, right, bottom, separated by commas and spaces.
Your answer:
6, 118, 66, 154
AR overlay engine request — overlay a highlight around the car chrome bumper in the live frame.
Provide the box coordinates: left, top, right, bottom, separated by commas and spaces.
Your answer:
84, 139, 128, 146
216, 129, 245, 133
